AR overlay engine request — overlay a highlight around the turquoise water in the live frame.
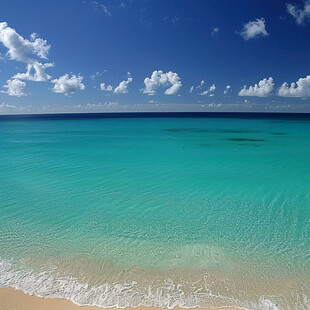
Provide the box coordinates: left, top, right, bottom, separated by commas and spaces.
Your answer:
0, 116, 310, 309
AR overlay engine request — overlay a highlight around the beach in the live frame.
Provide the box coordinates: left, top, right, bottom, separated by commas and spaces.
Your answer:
0, 288, 241, 310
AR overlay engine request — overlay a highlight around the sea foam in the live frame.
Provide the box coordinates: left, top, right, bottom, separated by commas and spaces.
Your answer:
0, 258, 296, 310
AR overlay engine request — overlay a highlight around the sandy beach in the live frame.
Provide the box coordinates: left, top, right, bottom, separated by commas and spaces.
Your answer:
0, 288, 242, 310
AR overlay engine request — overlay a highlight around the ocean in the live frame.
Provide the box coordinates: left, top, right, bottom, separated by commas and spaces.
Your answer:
0, 114, 309, 310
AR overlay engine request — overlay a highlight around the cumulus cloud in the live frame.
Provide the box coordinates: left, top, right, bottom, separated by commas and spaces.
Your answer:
0, 22, 50, 63
239, 77, 274, 97
0, 78, 27, 97
99, 75, 133, 94
51, 74, 85, 95
190, 80, 205, 93
0, 22, 53, 95
14, 62, 53, 82
114, 77, 133, 94
240, 18, 269, 40
278, 75, 310, 97
287, 0, 310, 25
224, 85, 231, 94
188, 81, 216, 96
100, 83, 113, 91
201, 84, 216, 95
143, 70, 182, 95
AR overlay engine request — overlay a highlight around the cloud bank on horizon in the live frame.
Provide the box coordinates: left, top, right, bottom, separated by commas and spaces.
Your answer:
1, 0, 310, 112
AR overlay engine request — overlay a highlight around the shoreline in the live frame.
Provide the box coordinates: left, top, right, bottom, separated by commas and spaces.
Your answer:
0, 288, 242, 310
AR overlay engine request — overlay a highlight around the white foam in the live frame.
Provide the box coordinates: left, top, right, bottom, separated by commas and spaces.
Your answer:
0, 258, 234, 308
0, 258, 301, 310
258, 298, 281, 310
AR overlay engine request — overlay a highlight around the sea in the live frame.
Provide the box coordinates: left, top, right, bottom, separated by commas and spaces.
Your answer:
0, 113, 309, 310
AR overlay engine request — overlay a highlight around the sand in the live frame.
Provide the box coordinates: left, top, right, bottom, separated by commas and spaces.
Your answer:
0, 288, 242, 310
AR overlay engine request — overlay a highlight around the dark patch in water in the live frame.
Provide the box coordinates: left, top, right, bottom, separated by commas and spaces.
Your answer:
164, 128, 260, 134
227, 138, 265, 142
272, 132, 286, 136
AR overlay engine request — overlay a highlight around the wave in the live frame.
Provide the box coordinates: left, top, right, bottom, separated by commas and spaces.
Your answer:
2, 258, 306, 310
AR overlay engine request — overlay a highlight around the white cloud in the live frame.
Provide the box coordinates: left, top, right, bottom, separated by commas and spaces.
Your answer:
0, 102, 17, 110
90, 71, 102, 80
51, 74, 85, 95
76, 101, 118, 109
287, 0, 310, 25
201, 84, 216, 96
224, 85, 231, 94
0, 22, 50, 63
278, 75, 310, 97
190, 80, 205, 94
0, 102, 33, 114
99, 75, 133, 94
114, 77, 133, 94
0, 22, 52, 95
28, 33, 50, 59
100, 82, 113, 91
240, 18, 268, 40
211, 27, 219, 36
57, 101, 120, 113
14, 62, 53, 82
0, 78, 27, 97
197, 80, 205, 89
143, 70, 182, 95
239, 77, 274, 97
104, 101, 119, 107
91, 1, 111, 16
101, 5, 111, 16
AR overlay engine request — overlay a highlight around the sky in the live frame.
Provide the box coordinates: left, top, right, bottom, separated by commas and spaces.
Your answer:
1, 0, 310, 114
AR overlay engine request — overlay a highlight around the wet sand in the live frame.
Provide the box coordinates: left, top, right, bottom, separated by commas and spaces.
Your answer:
0, 288, 242, 310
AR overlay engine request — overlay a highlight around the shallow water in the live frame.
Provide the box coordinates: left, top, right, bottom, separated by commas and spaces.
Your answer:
0, 116, 310, 309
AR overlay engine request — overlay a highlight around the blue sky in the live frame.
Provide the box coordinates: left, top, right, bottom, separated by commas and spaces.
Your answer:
1, 0, 310, 113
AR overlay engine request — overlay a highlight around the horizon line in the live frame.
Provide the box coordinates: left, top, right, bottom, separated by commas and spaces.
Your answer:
1, 111, 310, 120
